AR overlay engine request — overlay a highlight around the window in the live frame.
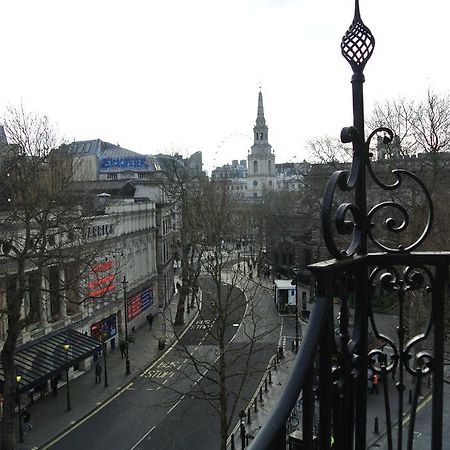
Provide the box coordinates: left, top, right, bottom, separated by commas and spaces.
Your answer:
107, 173, 118, 179
253, 193, 258, 197
268, 160, 272, 174
253, 160, 258, 174
269, 180, 272, 186
253, 180, 258, 186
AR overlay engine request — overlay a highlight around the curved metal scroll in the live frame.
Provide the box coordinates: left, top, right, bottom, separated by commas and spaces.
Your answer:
322, 126, 434, 259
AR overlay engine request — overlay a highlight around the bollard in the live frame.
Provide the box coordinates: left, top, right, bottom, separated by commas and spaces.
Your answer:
260, 387, 263, 402
291, 340, 295, 352
374, 417, 379, 434
231, 433, 235, 450
408, 389, 412, 404
246, 434, 249, 446
254, 397, 258, 413
428, 374, 431, 388
274, 359, 278, 370
265, 378, 268, 392
247, 409, 251, 424
269, 370, 272, 385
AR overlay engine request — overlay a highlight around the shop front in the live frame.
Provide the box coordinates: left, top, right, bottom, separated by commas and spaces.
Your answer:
91, 313, 118, 351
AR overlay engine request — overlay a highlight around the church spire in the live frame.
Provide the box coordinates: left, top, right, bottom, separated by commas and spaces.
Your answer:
250, 89, 271, 156
256, 90, 266, 126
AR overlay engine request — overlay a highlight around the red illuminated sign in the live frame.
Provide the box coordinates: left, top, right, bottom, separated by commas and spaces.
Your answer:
87, 259, 116, 299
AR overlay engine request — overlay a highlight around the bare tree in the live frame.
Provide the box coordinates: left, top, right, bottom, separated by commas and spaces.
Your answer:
0, 107, 102, 449
144, 180, 279, 449
157, 154, 205, 326
307, 136, 353, 167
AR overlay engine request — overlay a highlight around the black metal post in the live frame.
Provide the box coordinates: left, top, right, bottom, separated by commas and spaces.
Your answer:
295, 282, 299, 352
240, 422, 246, 449
122, 276, 131, 375
292, 267, 300, 352
66, 366, 71, 411
63, 344, 71, 411
103, 342, 108, 387
16, 379, 23, 443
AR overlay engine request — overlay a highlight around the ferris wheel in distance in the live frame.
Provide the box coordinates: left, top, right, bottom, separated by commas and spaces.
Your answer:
212, 132, 253, 171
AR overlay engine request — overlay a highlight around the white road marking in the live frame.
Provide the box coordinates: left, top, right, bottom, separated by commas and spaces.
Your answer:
166, 395, 185, 415
129, 425, 156, 450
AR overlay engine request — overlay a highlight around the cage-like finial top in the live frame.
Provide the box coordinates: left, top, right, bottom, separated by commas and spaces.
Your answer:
341, 0, 375, 74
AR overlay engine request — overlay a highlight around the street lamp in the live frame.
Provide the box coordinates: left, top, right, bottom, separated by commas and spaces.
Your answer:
16, 374, 23, 443
239, 409, 247, 449
101, 332, 109, 387
121, 276, 131, 375
63, 343, 71, 411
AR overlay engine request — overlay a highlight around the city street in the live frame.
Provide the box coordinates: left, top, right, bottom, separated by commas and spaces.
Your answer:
44, 275, 280, 450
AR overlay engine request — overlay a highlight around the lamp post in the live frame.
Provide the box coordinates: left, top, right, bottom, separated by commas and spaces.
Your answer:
16, 374, 23, 443
122, 276, 131, 375
239, 409, 246, 449
63, 343, 71, 411
101, 332, 109, 387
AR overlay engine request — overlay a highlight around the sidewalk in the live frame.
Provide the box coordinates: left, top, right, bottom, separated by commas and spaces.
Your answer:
15, 289, 198, 450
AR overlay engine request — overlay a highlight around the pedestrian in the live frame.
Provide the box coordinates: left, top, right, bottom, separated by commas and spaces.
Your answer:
370, 373, 379, 395
95, 361, 102, 384
51, 377, 58, 397
146, 313, 153, 329
119, 340, 128, 358
176, 281, 181, 293
22, 408, 32, 433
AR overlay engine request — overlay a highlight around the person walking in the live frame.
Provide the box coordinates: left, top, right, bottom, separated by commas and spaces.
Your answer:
22, 408, 32, 433
370, 373, 379, 395
146, 313, 153, 329
95, 361, 102, 384
51, 377, 58, 397
119, 340, 127, 358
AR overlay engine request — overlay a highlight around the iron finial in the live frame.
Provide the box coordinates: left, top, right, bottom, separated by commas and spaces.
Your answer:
341, 0, 375, 74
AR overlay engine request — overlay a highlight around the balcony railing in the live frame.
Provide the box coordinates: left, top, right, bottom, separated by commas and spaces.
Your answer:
250, 2, 449, 449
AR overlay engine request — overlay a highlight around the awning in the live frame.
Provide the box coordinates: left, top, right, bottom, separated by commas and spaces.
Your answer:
1, 328, 102, 394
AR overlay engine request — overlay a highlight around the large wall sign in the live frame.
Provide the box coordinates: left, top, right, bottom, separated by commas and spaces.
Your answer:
99, 157, 157, 172
127, 285, 153, 321
87, 259, 117, 298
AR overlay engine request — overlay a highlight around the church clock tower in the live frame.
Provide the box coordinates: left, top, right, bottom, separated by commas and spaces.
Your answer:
247, 90, 276, 199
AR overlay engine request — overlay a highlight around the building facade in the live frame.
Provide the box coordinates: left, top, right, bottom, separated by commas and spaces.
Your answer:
0, 199, 158, 374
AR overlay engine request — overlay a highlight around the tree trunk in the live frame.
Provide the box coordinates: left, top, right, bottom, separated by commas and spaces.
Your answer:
175, 193, 190, 326
218, 333, 228, 450
1, 270, 25, 450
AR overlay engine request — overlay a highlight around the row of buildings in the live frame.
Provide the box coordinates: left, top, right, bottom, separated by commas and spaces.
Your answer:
0, 128, 202, 392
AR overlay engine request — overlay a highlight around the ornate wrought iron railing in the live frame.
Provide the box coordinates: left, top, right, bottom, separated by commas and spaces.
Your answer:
249, 1, 449, 449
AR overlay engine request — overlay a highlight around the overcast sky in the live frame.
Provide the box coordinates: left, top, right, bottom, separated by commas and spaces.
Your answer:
1, 0, 449, 173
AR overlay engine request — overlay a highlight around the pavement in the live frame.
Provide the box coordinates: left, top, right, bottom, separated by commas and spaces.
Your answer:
14, 279, 199, 450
